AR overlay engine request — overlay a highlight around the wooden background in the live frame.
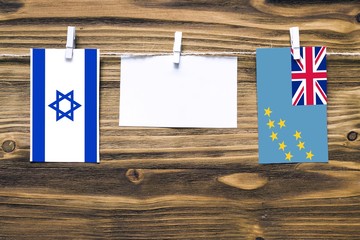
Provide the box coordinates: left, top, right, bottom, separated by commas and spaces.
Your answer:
0, 0, 360, 239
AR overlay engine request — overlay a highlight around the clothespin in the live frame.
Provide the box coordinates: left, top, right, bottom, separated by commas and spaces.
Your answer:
65, 26, 76, 59
290, 27, 300, 60
173, 31, 182, 64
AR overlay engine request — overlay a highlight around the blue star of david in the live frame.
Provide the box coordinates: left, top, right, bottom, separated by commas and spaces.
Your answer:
48, 90, 81, 121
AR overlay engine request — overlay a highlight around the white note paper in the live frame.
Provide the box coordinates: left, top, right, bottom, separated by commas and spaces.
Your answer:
119, 55, 237, 128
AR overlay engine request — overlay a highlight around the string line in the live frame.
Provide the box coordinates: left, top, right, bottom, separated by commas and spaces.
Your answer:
0, 51, 359, 58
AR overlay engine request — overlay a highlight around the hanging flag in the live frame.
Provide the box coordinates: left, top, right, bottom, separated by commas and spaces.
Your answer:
119, 56, 237, 128
291, 46, 327, 106
256, 47, 328, 164
30, 49, 99, 163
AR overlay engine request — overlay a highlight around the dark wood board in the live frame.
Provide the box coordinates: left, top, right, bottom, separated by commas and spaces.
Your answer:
0, 0, 359, 239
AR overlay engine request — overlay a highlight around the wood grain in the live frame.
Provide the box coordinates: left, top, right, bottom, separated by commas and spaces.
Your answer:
0, 0, 360, 239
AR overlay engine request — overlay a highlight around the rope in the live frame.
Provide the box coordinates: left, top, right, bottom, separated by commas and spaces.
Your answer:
0, 51, 359, 58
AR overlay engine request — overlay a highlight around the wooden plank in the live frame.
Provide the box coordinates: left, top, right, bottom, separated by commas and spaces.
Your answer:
1, 56, 359, 167
0, 0, 359, 239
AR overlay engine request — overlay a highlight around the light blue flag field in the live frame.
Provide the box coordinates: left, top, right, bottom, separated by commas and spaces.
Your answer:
256, 48, 328, 164
31, 49, 100, 163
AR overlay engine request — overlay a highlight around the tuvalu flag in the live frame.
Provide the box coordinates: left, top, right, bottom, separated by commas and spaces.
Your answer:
30, 49, 100, 163
256, 47, 328, 164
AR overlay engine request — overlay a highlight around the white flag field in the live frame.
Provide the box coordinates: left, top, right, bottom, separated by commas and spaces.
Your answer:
119, 55, 238, 128
30, 49, 99, 163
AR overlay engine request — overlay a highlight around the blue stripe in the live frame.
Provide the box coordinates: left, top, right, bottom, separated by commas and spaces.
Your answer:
32, 49, 46, 162
84, 49, 98, 163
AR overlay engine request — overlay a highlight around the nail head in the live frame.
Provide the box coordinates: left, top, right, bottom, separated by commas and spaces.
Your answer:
347, 131, 358, 141
2, 140, 16, 153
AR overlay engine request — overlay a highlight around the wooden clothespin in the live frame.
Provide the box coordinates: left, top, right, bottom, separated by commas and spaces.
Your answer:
290, 27, 300, 60
173, 31, 182, 64
65, 26, 76, 60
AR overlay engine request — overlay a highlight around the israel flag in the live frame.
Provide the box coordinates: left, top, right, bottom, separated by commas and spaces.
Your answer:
30, 49, 99, 163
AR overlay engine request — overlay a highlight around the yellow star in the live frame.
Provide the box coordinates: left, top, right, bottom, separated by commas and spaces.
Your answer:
267, 119, 275, 129
306, 151, 314, 160
278, 141, 287, 151
293, 130, 301, 140
285, 151, 293, 161
297, 141, 305, 150
270, 131, 278, 141
278, 119, 286, 128
264, 107, 272, 117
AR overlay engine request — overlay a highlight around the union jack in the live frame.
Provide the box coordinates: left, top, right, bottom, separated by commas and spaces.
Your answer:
291, 46, 327, 106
